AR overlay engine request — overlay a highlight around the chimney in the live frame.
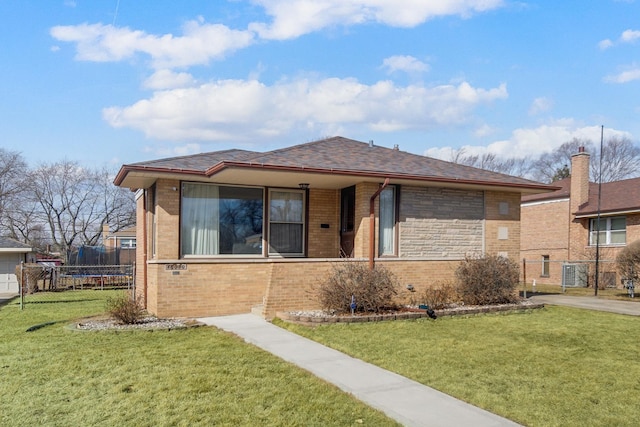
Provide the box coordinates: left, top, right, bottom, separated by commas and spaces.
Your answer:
570, 147, 590, 212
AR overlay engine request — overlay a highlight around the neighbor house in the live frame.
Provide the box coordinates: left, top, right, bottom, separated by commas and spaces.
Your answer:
115, 136, 555, 319
0, 237, 34, 293
101, 225, 137, 265
521, 147, 640, 287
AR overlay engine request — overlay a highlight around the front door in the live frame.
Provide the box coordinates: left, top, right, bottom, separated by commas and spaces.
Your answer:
340, 186, 355, 257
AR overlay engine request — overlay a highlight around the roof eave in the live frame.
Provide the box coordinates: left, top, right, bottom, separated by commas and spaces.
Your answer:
211, 162, 558, 193
575, 208, 640, 218
114, 164, 210, 187
116, 160, 558, 193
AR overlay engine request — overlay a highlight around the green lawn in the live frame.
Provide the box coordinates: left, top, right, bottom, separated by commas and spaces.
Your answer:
277, 306, 640, 427
0, 292, 398, 427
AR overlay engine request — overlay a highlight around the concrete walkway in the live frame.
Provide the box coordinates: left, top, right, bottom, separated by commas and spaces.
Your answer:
528, 294, 640, 316
199, 314, 520, 427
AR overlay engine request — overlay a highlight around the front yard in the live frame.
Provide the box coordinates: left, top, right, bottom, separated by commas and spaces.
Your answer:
0, 291, 397, 426
277, 305, 640, 426
4, 291, 640, 426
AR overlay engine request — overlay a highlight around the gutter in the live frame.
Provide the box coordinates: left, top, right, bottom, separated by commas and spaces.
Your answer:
115, 161, 558, 193
369, 178, 390, 270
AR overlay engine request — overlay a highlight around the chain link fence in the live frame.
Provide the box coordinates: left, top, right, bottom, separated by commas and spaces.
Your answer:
522, 258, 618, 290
17, 263, 135, 309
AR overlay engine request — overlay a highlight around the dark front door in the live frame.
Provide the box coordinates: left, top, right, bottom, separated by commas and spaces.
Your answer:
340, 186, 355, 257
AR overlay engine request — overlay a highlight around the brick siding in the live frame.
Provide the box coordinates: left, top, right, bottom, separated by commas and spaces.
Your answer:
137, 179, 524, 318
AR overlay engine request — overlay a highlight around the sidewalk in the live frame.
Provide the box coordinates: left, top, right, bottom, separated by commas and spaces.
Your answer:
199, 314, 520, 427
528, 294, 640, 316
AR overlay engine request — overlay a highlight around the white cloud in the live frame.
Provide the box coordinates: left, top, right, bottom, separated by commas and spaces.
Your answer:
425, 122, 631, 160
599, 28, 640, 49
382, 55, 429, 74
529, 96, 553, 115
473, 124, 496, 137
143, 70, 197, 90
621, 29, 640, 42
598, 39, 613, 50
103, 78, 507, 141
50, 20, 254, 69
143, 143, 202, 158
249, 0, 505, 40
51, 2, 503, 68
604, 67, 640, 83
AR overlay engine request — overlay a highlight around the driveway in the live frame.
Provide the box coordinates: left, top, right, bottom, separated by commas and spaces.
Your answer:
528, 294, 640, 316
0, 292, 18, 308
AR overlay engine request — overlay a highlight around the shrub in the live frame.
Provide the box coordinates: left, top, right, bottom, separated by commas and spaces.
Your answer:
106, 291, 145, 324
617, 239, 640, 282
455, 254, 520, 305
316, 262, 400, 314
419, 281, 459, 309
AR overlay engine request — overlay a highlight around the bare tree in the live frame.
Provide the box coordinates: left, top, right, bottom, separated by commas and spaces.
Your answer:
529, 138, 593, 183
3, 203, 48, 249
593, 136, 640, 182
0, 148, 28, 226
27, 160, 135, 259
449, 148, 533, 177
530, 137, 640, 183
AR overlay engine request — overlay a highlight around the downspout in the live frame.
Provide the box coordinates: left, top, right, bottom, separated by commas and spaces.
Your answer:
369, 178, 390, 270
141, 189, 148, 309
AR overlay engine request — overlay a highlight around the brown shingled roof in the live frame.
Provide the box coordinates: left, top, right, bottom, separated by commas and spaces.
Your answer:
115, 136, 555, 192
521, 177, 571, 203
125, 149, 258, 172
577, 177, 640, 216
522, 175, 640, 216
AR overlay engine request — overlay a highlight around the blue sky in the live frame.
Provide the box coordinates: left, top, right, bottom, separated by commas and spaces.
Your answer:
1, 0, 639, 169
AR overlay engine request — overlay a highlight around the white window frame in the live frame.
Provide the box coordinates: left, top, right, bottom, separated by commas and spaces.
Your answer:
378, 185, 397, 256
268, 189, 306, 257
120, 238, 136, 249
589, 216, 626, 246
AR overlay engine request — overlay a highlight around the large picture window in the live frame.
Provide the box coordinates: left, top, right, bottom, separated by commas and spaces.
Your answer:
181, 183, 263, 256
269, 190, 305, 255
589, 216, 626, 246
379, 186, 396, 256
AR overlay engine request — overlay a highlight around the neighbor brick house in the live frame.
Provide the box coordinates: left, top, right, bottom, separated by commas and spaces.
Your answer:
101, 225, 136, 265
115, 136, 554, 319
521, 147, 640, 287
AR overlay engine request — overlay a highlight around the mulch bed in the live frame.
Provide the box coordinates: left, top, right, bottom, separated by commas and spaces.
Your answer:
277, 300, 545, 326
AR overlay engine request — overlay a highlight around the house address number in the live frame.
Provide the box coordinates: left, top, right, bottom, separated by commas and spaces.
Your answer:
165, 264, 187, 271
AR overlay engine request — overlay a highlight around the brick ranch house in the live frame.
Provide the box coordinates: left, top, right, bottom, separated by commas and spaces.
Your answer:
115, 136, 555, 319
521, 146, 640, 287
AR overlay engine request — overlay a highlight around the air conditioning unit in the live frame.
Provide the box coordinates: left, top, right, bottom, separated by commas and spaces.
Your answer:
562, 263, 589, 288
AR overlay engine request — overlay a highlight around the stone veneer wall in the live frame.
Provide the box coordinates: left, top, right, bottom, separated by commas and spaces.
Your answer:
399, 187, 484, 258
